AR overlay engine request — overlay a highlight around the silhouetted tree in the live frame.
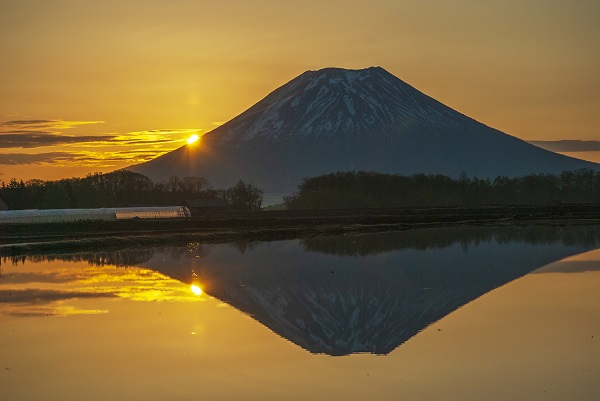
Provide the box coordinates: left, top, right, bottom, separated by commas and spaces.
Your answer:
0, 171, 265, 211
223, 180, 263, 210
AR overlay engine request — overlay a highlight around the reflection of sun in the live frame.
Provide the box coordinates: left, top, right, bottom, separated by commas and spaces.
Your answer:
187, 134, 199, 144
190, 285, 203, 296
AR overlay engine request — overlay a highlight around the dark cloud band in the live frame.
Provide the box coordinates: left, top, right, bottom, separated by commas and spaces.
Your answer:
0, 152, 75, 165
1, 119, 56, 126
0, 133, 117, 148
0, 150, 164, 165
0, 289, 115, 304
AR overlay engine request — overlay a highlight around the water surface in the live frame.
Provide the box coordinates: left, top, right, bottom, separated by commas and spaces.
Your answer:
1, 225, 599, 400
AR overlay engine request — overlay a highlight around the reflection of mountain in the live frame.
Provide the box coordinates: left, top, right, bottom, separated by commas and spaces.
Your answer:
1, 246, 195, 268
162, 226, 600, 356
10, 226, 600, 356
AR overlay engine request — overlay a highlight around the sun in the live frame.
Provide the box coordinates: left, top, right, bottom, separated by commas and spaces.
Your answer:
190, 284, 203, 296
187, 134, 200, 144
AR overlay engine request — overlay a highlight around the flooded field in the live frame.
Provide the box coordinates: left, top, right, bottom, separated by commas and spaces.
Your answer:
1, 225, 599, 400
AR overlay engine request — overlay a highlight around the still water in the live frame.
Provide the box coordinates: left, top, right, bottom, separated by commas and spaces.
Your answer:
1, 226, 600, 400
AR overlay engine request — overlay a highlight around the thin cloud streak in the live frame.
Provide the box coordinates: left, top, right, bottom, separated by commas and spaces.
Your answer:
0, 152, 75, 165
0, 133, 117, 148
0, 129, 196, 149
2, 120, 56, 126
0, 289, 113, 317
0, 150, 165, 166
529, 140, 600, 152
0, 119, 201, 168
0, 289, 115, 304
0, 119, 105, 130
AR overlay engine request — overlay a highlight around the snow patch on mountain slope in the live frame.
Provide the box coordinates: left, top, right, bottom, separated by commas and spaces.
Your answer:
208, 67, 465, 148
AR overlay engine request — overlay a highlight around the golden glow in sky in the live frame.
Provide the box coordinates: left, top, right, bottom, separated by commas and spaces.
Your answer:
1, 0, 599, 181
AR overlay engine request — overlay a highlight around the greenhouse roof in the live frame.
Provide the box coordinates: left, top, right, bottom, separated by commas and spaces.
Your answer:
0, 206, 191, 224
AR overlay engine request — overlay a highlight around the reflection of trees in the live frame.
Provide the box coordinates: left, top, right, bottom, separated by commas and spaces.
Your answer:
4, 224, 600, 267
2, 249, 157, 267
184, 242, 211, 258
0, 243, 212, 267
302, 225, 600, 256
227, 240, 257, 254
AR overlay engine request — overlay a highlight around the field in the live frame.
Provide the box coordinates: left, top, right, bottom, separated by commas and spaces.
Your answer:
2, 204, 600, 256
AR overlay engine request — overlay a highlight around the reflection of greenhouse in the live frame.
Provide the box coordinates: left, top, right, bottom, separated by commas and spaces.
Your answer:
0, 206, 191, 224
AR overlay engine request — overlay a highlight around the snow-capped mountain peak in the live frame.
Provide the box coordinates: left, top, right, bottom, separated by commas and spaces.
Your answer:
209, 67, 459, 148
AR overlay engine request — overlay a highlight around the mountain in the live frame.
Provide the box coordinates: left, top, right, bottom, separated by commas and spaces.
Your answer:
129, 67, 598, 195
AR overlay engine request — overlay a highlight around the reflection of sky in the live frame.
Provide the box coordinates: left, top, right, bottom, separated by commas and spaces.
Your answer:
2, 227, 599, 320
0, 259, 203, 317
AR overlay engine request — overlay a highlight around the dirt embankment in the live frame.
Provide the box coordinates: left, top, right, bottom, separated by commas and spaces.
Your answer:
2, 204, 600, 256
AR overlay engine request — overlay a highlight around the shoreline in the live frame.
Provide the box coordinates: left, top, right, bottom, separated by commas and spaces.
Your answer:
2, 205, 600, 256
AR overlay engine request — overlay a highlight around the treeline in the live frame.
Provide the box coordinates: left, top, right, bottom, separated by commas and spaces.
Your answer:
0, 170, 262, 211
283, 170, 600, 209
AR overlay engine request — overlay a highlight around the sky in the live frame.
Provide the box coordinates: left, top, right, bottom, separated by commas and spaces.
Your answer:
1, 0, 599, 182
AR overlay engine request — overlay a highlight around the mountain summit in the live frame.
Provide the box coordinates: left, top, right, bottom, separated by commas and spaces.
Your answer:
130, 67, 598, 194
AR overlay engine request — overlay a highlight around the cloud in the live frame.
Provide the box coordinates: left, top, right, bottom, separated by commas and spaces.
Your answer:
0, 126, 197, 150
0, 119, 113, 149
529, 140, 600, 152
0, 149, 171, 167
0, 271, 81, 285
0, 119, 203, 167
0, 119, 105, 130
111, 129, 199, 146
3, 305, 109, 318
0, 288, 113, 317
0, 289, 115, 304
0, 152, 75, 165
67, 150, 169, 165
0, 133, 117, 148
2, 120, 56, 126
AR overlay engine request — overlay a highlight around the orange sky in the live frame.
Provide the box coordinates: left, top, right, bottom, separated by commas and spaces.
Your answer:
1, 0, 599, 181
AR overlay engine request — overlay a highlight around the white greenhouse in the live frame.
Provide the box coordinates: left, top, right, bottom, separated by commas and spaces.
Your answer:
0, 206, 191, 224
